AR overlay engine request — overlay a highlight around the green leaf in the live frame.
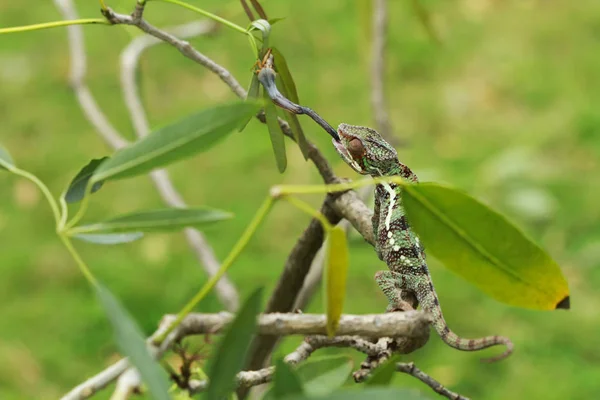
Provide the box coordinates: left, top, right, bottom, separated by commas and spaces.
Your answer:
402, 183, 570, 310
366, 355, 402, 386
268, 17, 286, 26
284, 387, 429, 400
0, 145, 15, 171
205, 287, 263, 400
91, 101, 260, 183
272, 358, 304, 398
270, 48, 299, 104
95, 283, 170, 400
72, 232, 144, 245
270, 48, 309, 159
64, 157, 108, 203
323, 226, 349, 336
239, 74, 261, 132
295, 355, 353, 397
70, 207, 232, 234
263, 90, 287, 173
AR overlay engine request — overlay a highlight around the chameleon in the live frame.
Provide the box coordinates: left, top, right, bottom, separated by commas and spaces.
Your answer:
332, 123, 513, 362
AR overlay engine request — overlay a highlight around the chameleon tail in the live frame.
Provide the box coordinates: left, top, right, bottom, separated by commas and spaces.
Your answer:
423, 287, 514, 362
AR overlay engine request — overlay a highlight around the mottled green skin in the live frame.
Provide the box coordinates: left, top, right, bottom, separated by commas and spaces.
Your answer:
333, 123, 513, 361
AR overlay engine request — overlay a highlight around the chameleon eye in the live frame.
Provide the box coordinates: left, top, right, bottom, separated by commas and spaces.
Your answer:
348, 138, 365, 158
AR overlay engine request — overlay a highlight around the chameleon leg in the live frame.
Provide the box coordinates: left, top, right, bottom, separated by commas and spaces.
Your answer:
374, 271, 418, 312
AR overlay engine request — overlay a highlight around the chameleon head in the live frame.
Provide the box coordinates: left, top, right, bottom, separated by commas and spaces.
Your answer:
333, 123, 399, 176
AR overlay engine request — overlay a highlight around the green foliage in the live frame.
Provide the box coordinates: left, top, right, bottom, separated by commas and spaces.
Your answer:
402, 182, 570, 310
205, 288, 263, 400
95, 283, 170, 400
272, 359, 304, 398
72, 232, 144, 245
366, 356, 402, 386
294, 355, 353, 397
0, 145, 14, 170
323, 226, 349, 336
239, 74, 261, 132
69, 207, 232, 234
263, 90, 287, 172
271, 47, 310, 159
91, 101, 260, 183
64, 157, 108, 203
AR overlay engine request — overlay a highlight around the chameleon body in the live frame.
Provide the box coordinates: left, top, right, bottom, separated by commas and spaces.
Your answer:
333, 123, 513, 361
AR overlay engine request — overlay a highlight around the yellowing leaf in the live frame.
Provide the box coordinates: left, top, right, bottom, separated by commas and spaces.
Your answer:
402, 183, 570, 310
323, 226, 349, 336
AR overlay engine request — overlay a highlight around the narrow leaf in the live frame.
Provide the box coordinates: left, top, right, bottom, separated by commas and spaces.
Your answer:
95, 283, 170, 399
205, 288, 263, 400
0, 145, 15, 171
285, 387, 429, 400
91, 101, 260, 183
71, 207, 232, 234
296, 355, 353, 397
64, 157, 108, 203
402, 183, 570, 310
366, 355, 402, 386
272, 358, 304, 398
270, 48, 309, 158
263, 90, 287, 173
239, 74, 261, 132
73, 232, 144, 245
271, 48, 299, 104
323, 226, 349, 336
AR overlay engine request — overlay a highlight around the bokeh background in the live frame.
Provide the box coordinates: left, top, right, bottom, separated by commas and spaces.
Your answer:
1, 0, 599, 398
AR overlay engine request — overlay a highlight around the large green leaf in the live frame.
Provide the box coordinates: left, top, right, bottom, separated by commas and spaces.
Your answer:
73, 232, 144, 245
204, 288, 263, 400
263, 90, 287, 173
284, 387, 430, 400
0, 145, 15, 171
272, 358, 304, 398
402, 182, 570, 310
69, 207, 232, 234
95, 283, 170, 400
91, 101, 260, 183
64, 157, 108, 203
295, 355, 353, 397
323, 226, 349, 336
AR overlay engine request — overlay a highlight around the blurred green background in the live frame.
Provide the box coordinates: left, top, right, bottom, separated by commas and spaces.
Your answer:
1, 0, 599, 399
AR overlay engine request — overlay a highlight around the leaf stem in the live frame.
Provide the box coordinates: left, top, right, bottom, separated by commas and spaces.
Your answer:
274, 176, 407, 196
283, 195, 333, 231
0, 19, 110, 35
154, 196, 275, 345
59, 234, 98, 286
148, 0, 247, 34
9, 167, 62, 227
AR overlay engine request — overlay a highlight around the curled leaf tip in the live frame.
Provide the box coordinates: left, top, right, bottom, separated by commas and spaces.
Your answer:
556, 295, 570, 310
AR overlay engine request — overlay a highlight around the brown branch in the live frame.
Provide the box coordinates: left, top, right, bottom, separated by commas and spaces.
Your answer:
164, 311, 431, 338
371, 0, 395, 143
397, 362, 469, 400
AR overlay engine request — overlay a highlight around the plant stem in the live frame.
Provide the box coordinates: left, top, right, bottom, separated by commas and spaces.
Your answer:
149, 0, 247, 34
154, 196, 275, 344
59, 234, 98, 286
284, 195, 333, 231
274, 176, 407, 196
0, 19, 110, 35
9, 167, 62, 227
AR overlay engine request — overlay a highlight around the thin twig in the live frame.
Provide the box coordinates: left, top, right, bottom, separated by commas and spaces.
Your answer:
371, 0, 395, 143
397, 362, 469, 400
